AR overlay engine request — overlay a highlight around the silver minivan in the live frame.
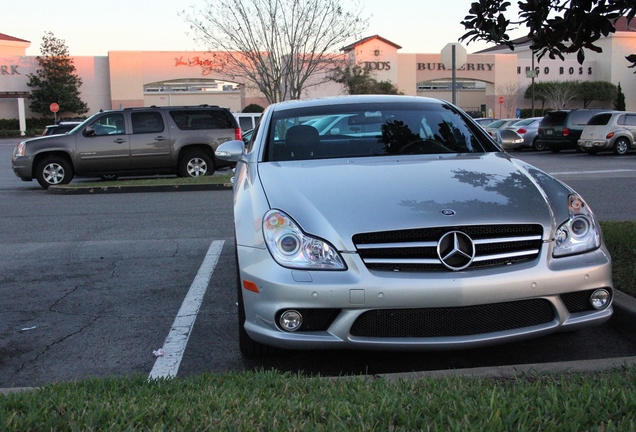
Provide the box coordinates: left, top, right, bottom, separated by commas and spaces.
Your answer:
578, 111, 636, 155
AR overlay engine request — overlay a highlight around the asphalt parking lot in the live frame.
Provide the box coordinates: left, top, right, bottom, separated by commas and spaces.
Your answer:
2, 139, 636, 390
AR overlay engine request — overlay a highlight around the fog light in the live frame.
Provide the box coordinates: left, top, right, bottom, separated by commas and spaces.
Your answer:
279, 310, 303, 332
590, 289, 610, 310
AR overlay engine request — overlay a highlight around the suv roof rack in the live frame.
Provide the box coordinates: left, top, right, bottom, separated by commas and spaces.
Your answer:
121, 105, 221, 111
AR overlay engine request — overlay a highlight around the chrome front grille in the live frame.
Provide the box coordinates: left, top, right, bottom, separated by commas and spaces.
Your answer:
353, 224, 543, 272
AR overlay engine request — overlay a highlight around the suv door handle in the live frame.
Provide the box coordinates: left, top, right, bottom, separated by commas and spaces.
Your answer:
114, 138, 127, 144
155, 136, 167, 141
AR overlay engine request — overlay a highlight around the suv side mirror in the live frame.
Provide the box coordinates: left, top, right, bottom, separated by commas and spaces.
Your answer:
83, 127, 96, 137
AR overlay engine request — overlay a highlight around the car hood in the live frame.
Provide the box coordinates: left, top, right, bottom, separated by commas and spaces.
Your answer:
257, 153, 565, 251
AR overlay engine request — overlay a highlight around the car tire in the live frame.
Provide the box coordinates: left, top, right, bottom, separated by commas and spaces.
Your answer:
532, 140, 546, 151
179, 150, 214, 177
35, 156, 74, 189
100, 174, 119, 181
613, 138, 630, 156
236, 252, 275, 357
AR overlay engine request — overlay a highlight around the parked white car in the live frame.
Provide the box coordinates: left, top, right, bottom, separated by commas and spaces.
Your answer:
578, 111, 636, 155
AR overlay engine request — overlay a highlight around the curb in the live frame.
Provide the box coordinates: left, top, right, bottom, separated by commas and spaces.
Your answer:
47, 183, 232, 194
2, 291, 635, 394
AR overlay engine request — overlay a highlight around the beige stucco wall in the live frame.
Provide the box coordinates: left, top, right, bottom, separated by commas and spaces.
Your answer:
1, 32, 635, 121
0, 55, 110, 119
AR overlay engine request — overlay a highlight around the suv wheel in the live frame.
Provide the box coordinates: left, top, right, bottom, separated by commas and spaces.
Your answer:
613, 138, 630, 156
532, 139, 546, 151
36, 156, 74, 189
179, 151, 214, 177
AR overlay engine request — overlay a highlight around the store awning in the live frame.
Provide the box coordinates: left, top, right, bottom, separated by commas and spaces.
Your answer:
0, 91, 30, 98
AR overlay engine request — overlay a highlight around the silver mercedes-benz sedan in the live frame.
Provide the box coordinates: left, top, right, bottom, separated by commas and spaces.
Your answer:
215, 95, 613, 357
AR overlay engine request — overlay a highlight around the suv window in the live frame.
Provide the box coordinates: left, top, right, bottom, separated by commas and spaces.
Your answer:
169, 109, 236, 130
588, 113, 613, 126
90, 113, 125, 136
540, 111, 568, 126
569, 110, 600, 126
132, 111, 165, 134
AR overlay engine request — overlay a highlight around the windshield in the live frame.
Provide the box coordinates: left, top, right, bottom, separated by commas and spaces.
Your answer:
264, 102, 497, 161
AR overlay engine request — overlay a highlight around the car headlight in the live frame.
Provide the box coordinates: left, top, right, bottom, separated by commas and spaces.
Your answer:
263, 209, 346, 270
14, 142, 26, 157
553, 194, 601, 257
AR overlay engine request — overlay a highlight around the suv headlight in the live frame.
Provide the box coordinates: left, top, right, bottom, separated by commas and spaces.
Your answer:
263, 209, 346, 270
14, 142, 26, 158
553, 194, 601, 257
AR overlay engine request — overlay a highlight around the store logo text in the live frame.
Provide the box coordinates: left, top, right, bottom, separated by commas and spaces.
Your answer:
0, 65, 20, 75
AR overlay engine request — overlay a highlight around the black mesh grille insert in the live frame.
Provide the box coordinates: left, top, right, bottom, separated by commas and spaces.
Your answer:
561, 289, 611, 313
350, 299, 554, 337
276, 308, 341, 332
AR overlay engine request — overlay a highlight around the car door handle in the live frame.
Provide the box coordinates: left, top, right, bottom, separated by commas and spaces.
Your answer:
155, 136, 168, 141
114, 138, 127, 144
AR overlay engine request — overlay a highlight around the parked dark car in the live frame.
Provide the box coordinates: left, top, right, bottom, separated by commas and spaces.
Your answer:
42, 121, 82, 136
536, 109, 613, 152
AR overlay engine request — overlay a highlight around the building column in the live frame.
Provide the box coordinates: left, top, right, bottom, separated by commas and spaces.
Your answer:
18, 97, 26, 136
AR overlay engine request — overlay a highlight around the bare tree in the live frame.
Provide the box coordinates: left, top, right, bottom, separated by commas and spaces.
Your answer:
495, 81, 521, 118
183, 0, 368, 104
534, 81, 580, 110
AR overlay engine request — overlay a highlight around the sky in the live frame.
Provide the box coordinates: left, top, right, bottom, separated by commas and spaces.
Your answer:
2, 0, 524, 56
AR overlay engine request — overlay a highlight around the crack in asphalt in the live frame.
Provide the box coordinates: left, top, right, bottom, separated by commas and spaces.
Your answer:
10, 315, 100, 380
170, 239, 180, 257
49, 284, 82, 312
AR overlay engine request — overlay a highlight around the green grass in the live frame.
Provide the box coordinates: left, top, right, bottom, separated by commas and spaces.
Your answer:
601, 221, 636, 297
2, 368, 635, 430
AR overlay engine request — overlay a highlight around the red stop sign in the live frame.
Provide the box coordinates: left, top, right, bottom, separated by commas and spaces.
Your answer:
50, 103, 60, 113
498, 96, 504, 104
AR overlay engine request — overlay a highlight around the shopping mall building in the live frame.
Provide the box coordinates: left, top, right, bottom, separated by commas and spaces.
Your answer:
1, 18, 634, 132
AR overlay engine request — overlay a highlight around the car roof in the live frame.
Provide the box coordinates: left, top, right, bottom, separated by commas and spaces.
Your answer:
270, 95, 445, 112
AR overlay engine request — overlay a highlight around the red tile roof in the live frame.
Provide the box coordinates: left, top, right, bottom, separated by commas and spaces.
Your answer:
0, 33, 30, 43
341, 35, 402, 52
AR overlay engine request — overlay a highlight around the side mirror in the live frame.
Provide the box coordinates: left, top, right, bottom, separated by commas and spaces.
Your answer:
215, 139, 246, 162
83, 126, 96, 137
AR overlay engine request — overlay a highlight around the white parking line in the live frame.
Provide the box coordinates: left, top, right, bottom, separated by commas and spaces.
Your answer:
149, 240, 225, 380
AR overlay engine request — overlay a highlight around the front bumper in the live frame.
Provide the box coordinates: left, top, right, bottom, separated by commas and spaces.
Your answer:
12, 156, 34, 181
237, 244, 613, 351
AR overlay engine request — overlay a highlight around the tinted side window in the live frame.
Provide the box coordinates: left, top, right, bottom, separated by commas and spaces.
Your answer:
90, 113, 125, 136
569, 111, 600, 126
587, 113, 612, 126
132, 111, 165, 134
540, 112, 568, 126
169, 109, 236, 130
